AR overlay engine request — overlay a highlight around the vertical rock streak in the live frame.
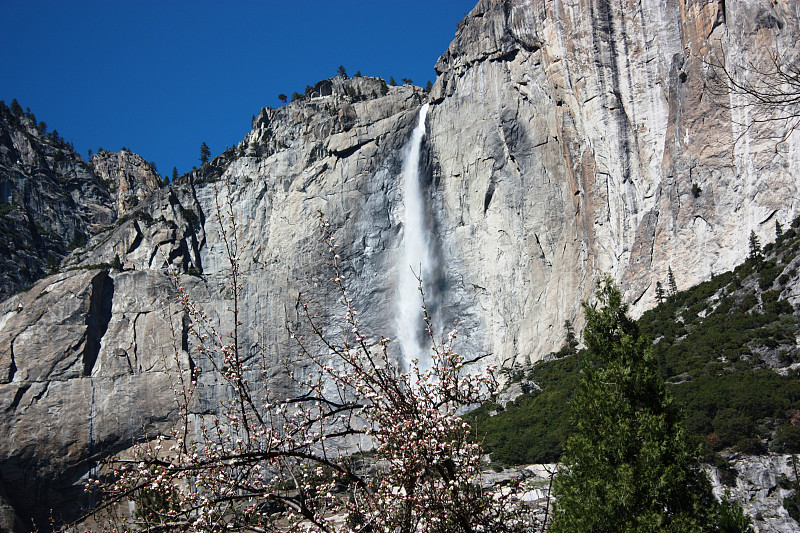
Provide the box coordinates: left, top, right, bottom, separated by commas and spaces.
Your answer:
397, 103, 432, 369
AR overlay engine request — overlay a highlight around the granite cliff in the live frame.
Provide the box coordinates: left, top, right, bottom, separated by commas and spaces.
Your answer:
1, 0, 799, 530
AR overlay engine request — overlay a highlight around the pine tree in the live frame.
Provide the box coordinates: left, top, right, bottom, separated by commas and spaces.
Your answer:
389, 76, 397, 86
278, 93, 287, 104
550, 276, 752, 533
655, 280, 666, 304
172, 167, 178, 181
776, 220, 783, 240
199, 142, 211, 164
337, 65, 348, 78
564, 320, 577, 350
10, 98, 23, 117
668, 266, 678, 296
748, 230, 762, 267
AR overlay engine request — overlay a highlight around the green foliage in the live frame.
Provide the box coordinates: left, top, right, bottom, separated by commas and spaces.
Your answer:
550, 277, 751, 533
749, 230, 763, 266
181, 207, 199, 225
111, 254, 122, 271
199, 141, 211, 163
692, 183, 702, 197
278, 93, 287, 104
774, 423, 800, 453
759, 259, 781, 289
389, 76, 397, 86
656, 280, 666, 303
785, 494, 800, 523
668, 265, 678, 296
0, 202, 16, 216
465, 355, 580, 465
337, 65, 347, 78
10, 98, 23, 116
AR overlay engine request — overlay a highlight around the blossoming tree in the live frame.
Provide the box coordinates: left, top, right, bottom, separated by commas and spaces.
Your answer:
79, 180, 539, 533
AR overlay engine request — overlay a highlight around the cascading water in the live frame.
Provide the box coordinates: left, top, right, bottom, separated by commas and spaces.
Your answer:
396, 103, 433, 370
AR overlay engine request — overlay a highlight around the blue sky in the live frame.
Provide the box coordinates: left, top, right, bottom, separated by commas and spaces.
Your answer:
1, 0, 474, 177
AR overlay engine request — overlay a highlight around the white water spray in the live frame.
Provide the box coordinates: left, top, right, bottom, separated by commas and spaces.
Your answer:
397, 103, 433, 369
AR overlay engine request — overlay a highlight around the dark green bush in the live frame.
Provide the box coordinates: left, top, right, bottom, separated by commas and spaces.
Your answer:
774, 423, 800, 453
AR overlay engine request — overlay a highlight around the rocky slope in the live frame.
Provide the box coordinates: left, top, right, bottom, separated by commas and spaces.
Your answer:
0, 103, 115, 300
1, 0, 799, 530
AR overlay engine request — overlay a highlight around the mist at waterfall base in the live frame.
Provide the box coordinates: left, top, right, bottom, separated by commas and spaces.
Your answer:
396, 103, 436, 371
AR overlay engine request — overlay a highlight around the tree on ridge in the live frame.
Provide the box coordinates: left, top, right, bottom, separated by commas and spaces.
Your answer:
199, 142, 210, 164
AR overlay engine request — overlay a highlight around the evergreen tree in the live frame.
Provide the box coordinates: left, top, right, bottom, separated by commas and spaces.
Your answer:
564, 320, 577, 350
550, 276, 752, 533
776, 220, 783, 240
199, 142, 211, 163
425, 79, 433, 91
337, 65, 348, 78
278, 93, 287, 104
172, 167, 178, 181
10, 98, 23, 117
389, 76, 397, 86
655, 280, 666, 304
748, 230, 762, 267
668, 266, 678, 296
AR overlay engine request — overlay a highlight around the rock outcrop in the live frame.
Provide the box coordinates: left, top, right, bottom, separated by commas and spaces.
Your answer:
0, 104, 115, 300
0, 103, 166, 301
1, 1, 799, 530
710, 454, 800, 533
90, 150, 161, 217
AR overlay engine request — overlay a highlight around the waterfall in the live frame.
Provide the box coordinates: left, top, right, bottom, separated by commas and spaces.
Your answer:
396, 103, 433, 370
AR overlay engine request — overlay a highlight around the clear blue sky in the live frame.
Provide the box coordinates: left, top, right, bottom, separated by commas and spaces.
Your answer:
1, 0, 474, 177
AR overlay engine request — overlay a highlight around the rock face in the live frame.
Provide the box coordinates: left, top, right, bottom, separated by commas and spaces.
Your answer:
709, 454, 800, 533
90, 150, 161, 217
0, 103, 165, 301
426, 0, 800, 365
1, 1, 800, 530
0, 104, 115, 300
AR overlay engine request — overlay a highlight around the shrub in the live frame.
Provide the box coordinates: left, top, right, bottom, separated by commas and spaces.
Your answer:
774, 423, 800, 453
